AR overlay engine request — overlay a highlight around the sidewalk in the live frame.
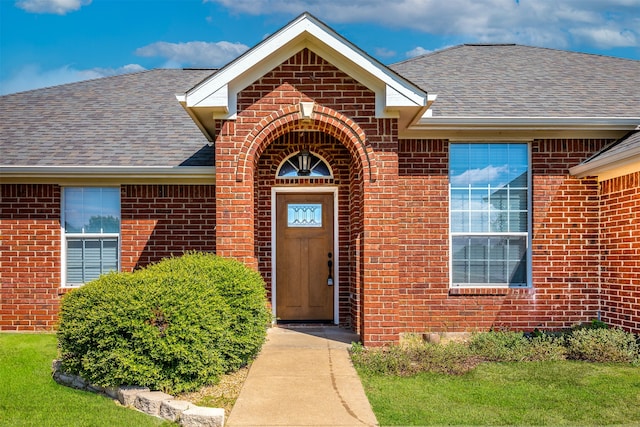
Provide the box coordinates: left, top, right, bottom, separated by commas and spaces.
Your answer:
226, 326, 378, 427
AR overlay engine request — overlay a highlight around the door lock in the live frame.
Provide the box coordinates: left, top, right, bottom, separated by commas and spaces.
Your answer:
327, 252, 334, 286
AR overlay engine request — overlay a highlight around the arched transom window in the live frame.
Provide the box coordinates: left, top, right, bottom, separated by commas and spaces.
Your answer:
277, 150, 333, 178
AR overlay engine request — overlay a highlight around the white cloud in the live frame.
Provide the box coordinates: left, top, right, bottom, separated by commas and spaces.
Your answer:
207, 0, 640, 49
451, 165, 509, 187
406, 46, 432, 58
135, 41, 250, 68
374, 47, 396, 58
15, 0, 91, 15
0, 63, 144, 95
570, 27, 638, 48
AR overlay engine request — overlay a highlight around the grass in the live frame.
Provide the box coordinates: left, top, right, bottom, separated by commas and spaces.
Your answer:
359, 361, 640, 426
0, 333, 171, 427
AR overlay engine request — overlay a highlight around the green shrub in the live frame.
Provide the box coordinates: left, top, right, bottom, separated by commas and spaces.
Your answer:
526, 333, 567, 361
352, 327, 639, 377
351, 341, 473, 376
470, 331, 567, 362
350, 343, 412, 376
57, 252, 271, 393
408, 341, 474, 375
142, 252, 272, 372
566, 327, 640, 363
469, 331, 531, 361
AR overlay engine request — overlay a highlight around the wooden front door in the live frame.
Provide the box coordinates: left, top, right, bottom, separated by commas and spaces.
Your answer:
276, 193, 334, 321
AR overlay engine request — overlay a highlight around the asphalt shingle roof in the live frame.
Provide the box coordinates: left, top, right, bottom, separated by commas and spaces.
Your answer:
390, 44, 640, 118
0, 69, 215, 167
2, 45, 639, 170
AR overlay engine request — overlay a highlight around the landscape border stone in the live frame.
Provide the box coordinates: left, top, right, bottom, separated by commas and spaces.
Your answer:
52, 359, 224, 426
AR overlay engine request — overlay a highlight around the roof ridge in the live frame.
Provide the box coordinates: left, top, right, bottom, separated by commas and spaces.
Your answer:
463, 43, 516, 46
461, 43, 640, 62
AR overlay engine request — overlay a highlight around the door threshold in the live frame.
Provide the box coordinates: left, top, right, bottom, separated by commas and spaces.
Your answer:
276, 320, 337, 328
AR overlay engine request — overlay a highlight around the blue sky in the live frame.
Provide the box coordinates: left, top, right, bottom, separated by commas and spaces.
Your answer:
1, 0, 639, 95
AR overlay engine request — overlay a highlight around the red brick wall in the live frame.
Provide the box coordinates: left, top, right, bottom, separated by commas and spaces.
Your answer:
1, 184, 61, 330
120, 185, 216, 270
0, 183, 216, 331
599, 172, 640, 333
397, 139, 608, 334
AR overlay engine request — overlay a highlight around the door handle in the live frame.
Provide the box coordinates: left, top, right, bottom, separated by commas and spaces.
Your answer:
327, 252, 334, 286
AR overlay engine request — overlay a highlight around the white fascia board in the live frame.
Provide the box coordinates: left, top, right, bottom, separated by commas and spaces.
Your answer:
0, 166, 216, 184
189, 85, 229, 110
175, 95, 215, 142
184, 14, 426, 118
184, 16, 314, 109
569, 147, 640, 178
413, 116, 640, 130
299, 18, 426, 108
386, 84, 422, 108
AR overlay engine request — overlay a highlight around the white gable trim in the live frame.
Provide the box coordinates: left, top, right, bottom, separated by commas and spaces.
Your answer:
182, 13, 426, 119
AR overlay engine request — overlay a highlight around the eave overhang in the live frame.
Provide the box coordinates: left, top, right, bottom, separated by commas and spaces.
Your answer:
177, 12, 427, 135
0, 166, 216, 185
570, 141, 640, 182
400, 117, 640, 140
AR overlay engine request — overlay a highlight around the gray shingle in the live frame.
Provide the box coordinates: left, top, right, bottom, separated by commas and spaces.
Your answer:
390, 44, 640, 118
2, 45, 639, 171
0, 69, 215, 167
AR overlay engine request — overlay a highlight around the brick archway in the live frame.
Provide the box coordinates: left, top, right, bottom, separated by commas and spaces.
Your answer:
216, 102, 400, 345
235, 103, 377, 183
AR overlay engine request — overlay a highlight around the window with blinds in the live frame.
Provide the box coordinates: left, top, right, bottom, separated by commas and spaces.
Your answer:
449, 143, 530, 287
63, 188, 120, 286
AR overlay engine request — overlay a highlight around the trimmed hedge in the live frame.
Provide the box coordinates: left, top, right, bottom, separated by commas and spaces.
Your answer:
57, 252, 271, 393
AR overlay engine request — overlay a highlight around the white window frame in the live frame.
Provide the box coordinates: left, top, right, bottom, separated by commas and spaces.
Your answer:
449, 142, 532, 288
61, 187, 121, 287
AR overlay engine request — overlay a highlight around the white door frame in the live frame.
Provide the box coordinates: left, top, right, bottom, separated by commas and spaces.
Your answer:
271, 186, 339, 324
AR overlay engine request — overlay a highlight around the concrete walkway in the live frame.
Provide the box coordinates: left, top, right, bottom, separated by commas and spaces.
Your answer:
226, 326, 378, 427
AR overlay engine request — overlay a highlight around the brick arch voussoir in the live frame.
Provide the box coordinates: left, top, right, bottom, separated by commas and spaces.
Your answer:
235, 105, 377, 183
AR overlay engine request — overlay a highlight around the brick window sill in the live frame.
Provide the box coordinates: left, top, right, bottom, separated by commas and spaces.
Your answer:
449, 287, 532, 296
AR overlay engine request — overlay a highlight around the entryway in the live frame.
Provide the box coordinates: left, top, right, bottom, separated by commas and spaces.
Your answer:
273, 190, 337, 323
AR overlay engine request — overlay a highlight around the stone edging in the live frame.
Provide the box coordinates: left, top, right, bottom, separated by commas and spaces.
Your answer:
52, 360, 224, 427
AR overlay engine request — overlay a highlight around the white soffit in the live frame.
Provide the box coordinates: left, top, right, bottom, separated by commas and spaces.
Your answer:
181, 13, 426, 119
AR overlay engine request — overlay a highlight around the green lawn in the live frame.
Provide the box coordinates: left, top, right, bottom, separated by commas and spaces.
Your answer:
360, 361, 640, 426
0, 333, 171, 427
